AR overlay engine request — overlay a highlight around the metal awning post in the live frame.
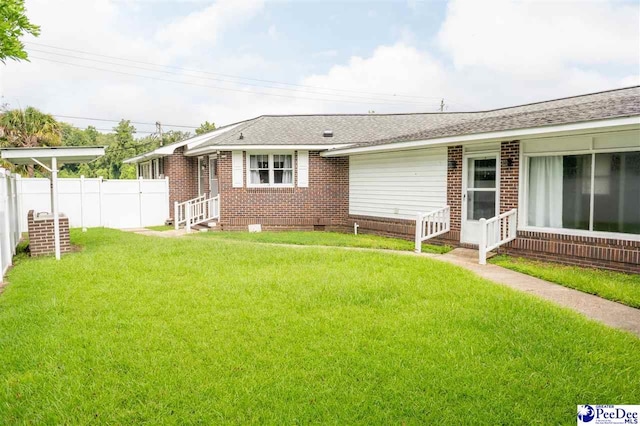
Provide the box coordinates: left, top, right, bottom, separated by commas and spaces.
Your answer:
51, 157, 60, 260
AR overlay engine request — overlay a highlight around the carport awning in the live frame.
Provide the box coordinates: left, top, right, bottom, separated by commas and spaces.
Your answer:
1, 146, 106, 260
1, 146, 105, 165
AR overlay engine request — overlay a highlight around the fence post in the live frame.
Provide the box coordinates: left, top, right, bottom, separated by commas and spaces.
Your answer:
165, 176, 170, 221
479, 218, 487, 265
415, 212, 422, 253
98, 176, 104, 227
0, 170, 6, 275
80, 175, 86, 232
11, 174, 18, 250
138, 177, 143, 228
15, 174, 22, 234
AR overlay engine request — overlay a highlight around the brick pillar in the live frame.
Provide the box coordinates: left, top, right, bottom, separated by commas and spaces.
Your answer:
500, 140, 520, 213
447, 146, 463, 237
27, 210, 71, 257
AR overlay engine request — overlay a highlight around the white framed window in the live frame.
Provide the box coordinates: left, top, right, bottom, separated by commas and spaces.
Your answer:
139, 162, 152, 179
247, 153, 294, 187
523, 149, 640, 238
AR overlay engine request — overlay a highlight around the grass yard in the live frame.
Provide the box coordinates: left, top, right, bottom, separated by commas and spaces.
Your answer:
0, 229, 638, 424
491, 255, 640, 308
145, 225, 174, 232
196, 230, 451, 253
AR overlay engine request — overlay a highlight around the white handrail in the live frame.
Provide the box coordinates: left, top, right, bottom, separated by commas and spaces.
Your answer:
174, 194, 220, 232
479, 208, 518, 265
415, 206, 450, 253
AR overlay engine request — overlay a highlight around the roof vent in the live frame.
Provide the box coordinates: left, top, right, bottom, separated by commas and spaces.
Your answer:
323, 129, 333, 137
238, 132, 244, 140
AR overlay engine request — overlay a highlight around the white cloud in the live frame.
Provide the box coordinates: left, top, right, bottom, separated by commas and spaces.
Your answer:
438, 0, 640, 75
312, 49, 339, 58
267, 25, 278, 40
156, 0, 264, 53
2, 0, 638, 133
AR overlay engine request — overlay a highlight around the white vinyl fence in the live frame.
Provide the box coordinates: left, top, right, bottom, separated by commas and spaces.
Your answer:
17, 176, 170, 230
0, 169, 21, 276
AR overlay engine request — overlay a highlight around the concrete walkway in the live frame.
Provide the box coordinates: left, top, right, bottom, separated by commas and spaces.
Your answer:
123, 228, 190, 238
438, 248, 640, 338
123, 229, 640, 337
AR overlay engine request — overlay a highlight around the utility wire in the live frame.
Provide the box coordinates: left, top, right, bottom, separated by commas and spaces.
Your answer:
30, 55, 444, 107
25, 41, 446, 102
54, 114, 197, 129
73, 127, 156, 134
28, 48, 440, 106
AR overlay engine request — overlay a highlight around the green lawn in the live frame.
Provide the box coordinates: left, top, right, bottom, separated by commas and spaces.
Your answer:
0, 229, 638, 424
195, 230, 451, 254
491, 255, 640, 308
145, 225, 174, 232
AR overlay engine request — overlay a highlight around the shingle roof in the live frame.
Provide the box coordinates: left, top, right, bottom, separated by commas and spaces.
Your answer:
189, 112, 478, 149
349, 86, 640, 149
192, 86, 639, 152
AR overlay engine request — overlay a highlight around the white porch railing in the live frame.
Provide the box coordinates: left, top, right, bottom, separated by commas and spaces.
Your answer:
174, 194, 220, 232
479, 208, 517, 265
414, 206, 450, 253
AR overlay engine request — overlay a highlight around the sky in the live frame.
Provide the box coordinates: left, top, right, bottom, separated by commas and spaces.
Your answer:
1, 0, 639, 136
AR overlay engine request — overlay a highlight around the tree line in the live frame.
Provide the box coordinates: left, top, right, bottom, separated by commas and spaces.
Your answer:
0, 106, 216, 179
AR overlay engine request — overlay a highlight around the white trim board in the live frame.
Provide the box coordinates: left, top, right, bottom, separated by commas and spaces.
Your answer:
321, 117, 640, 157
186, 144, 350, 156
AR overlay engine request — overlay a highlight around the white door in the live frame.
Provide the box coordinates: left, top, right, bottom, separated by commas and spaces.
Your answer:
461, 153, 500, 244
209, 157, 219, 197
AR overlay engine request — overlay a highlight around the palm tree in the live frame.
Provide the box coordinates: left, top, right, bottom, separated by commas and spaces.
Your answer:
0, 107, 62, 176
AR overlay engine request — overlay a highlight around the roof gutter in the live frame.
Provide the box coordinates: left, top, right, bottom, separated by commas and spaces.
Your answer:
186, 144, 352, 156
320, 116, 640, 157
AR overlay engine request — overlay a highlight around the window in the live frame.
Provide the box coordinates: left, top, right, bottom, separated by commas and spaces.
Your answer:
527, 151, 640, 235
139, 162, 152, 179
273, 154, 293, 184
248, 154, 294, 186
249, 154, 270, 184
593, 152, 640, 234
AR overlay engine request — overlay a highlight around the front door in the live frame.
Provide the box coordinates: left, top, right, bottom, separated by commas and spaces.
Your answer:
461, 153, 500, 244
209, 157, 219, 197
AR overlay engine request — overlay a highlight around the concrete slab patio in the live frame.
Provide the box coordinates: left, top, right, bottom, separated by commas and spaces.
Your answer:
438, 248, 640, 338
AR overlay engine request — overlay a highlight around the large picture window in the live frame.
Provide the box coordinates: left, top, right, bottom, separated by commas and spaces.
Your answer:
248, 153, 294, 186
527, 151, 640, 235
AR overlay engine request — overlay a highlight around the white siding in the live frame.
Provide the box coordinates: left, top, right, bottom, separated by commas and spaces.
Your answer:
349, 148, 447, 220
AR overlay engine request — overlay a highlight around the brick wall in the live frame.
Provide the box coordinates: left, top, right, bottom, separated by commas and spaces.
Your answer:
163, 147, 199, 218
218, 151, 349, 230
501, 232, 640, 273
27, 210, 71, 257
446, 145, 463, 242
500, 140, 519, 213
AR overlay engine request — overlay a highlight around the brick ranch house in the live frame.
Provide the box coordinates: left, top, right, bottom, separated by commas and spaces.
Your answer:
125, 86, 640, 272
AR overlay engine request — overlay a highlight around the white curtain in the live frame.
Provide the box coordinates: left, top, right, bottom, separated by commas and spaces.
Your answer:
528, 156, 563, 228
283, 155, 293, 184
249, 155, 260, 184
